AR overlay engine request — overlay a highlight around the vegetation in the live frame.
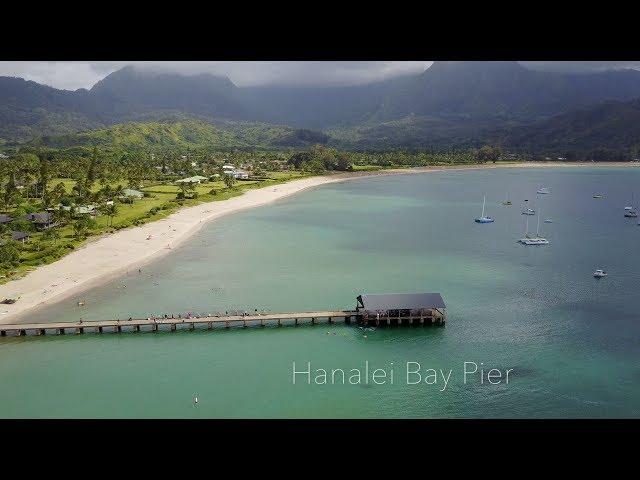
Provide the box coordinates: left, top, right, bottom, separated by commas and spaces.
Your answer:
0, 143, 311, 283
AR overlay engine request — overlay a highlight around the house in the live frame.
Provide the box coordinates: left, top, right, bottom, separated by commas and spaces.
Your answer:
232, 170, 249, 180
121, 189, 144, 199
23, 212, 55, 230
74, 205, 97, 216
222, 164, 235, 172
175, 176, 208, 184
11, 231, 31, 243
0, 214, 12, 225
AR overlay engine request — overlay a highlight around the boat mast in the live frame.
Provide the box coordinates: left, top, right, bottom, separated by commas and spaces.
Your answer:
482, 195, 486, 217
536, 210, 541, 237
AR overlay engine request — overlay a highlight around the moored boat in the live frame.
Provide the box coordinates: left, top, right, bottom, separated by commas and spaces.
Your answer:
474, 195, 495, 223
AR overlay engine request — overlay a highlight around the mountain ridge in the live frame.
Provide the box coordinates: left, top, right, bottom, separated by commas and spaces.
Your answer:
3, 61, 640, 153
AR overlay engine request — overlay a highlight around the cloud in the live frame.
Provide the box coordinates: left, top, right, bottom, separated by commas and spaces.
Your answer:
1, 61, 639, 91
0, 61, 432, 90
520, 61, 640, 73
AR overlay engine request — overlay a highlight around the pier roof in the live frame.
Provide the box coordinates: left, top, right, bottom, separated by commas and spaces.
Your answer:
357, 293, 445, 311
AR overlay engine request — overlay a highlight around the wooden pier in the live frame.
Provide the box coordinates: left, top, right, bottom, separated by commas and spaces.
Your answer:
0, 309, 445, 338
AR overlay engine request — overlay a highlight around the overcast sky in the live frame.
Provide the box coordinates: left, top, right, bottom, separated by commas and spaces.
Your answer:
1, 61, 639, 91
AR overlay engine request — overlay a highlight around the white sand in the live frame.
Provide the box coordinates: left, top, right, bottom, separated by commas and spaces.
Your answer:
0, 175, 345, 323
1, 162, 636, 323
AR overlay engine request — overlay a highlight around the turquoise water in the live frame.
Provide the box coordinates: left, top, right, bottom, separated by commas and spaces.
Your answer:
2, 167, 640, 418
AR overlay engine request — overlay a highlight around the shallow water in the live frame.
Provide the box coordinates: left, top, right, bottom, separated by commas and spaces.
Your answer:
2, 167, 640, 418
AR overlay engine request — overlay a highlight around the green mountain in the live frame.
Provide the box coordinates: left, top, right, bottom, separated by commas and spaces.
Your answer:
32, 119, 329, 151
4, 62, 640, 153
489, 98, 640, 157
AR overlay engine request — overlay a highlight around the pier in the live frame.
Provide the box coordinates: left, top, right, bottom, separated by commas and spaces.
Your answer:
0, 292, 446, 337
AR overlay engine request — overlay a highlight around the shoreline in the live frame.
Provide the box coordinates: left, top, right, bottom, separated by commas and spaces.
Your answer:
1, 161, 636, 324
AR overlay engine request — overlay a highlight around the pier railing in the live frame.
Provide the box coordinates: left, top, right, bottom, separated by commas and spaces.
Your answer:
0, 309, 445, 337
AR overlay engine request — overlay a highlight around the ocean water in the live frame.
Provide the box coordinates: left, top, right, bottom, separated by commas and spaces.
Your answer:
1, 167, 640, 418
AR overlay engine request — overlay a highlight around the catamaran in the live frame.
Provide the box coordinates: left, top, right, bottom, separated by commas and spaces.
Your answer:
518, 212, 549, 245
475, 195, 495, 223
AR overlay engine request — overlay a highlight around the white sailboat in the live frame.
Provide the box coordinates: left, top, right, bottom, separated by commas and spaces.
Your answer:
475, 195, 494, 223
519, 210, 549, 245
624, 193, 638, 217
522, 198, 535, 215
536, 187, 550, 194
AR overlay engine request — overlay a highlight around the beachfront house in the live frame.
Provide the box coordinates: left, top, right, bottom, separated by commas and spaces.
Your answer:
175, 175, 208, 184
74, 205, 97, 216
121, 188, 144, 199
232, 170, 249, 180
23, 212, 55, 230
11, 231, 31, 243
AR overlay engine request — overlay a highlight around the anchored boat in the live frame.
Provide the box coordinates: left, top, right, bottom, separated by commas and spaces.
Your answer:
519, 212, 549, 245
522, 199, 535, 215
475, 195, 495, 223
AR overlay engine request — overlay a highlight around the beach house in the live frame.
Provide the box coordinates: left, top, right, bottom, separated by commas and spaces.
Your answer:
175, 176, 208, 184
232, 170, 249, 180
121, 188, 144, 199
23, 212, 55, 230
11, 231, 31, 243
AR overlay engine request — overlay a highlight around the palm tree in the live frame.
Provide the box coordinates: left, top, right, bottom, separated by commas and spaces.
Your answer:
101, 203, 119, 226
223, 173, 236, 189
42, 227, 61, 245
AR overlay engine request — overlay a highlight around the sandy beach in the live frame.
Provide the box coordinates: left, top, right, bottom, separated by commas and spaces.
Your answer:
0, 161, 636, 323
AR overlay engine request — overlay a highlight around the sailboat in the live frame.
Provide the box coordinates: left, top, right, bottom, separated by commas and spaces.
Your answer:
536, 187, 550, 194
502, 191, 512, 205
522, 199, 535, 215
519, 211, 549, 245
475, 195, 495, 223
624, 193, 638, 217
